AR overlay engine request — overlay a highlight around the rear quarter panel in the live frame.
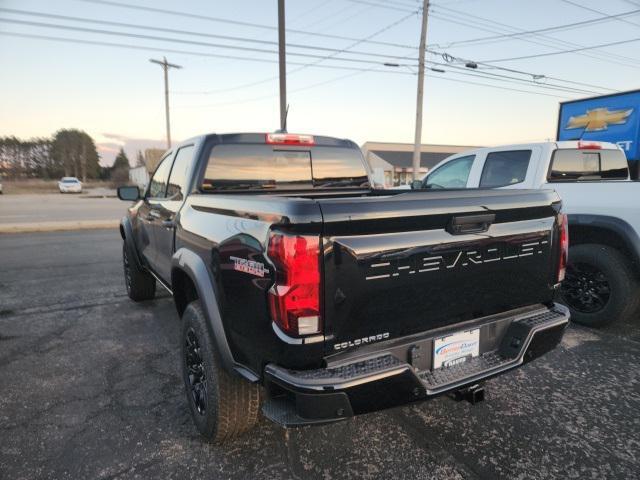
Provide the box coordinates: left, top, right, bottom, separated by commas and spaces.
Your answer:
543, 181, 640, 234
174, 194, 326, 376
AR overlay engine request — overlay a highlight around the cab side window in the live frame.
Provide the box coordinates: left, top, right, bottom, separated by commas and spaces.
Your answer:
424, 155, 474, 189
166, 145, 194, 201
480, 150, 531, 188
147, 153, 174, 198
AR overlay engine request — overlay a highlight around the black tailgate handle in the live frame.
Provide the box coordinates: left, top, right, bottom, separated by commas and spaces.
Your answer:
447, 213, 495, 235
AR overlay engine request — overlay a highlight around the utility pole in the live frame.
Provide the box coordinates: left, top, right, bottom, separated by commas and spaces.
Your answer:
150, 57, 182, 149
278, 0, 287, 132
412, 0, 430, 183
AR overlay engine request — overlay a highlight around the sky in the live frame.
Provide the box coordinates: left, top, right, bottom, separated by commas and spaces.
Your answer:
1, 0, 640, 166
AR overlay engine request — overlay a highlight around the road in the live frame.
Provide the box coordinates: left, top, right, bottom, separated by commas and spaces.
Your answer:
0, 229, 639, 479
0, 193, 127, 232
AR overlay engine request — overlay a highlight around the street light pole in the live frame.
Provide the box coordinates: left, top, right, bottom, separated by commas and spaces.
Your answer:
412, 0, 430, 183
150, 56, 182, 149
278, 0, 287, 132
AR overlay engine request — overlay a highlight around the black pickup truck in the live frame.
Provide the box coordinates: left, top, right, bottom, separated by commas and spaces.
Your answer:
117, 132, 570, 443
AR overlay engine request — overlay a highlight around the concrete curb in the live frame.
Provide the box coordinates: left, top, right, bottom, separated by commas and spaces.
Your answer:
0, 220, 119, 234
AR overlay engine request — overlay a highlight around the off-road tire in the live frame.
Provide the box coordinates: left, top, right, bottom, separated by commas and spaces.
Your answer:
122, 242, 156, 301
181, 301, 261, 443
559, 244, 639, 328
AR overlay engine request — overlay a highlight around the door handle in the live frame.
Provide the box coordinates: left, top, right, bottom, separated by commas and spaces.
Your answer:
447, 213, 495, 235
162, 219, 175, 228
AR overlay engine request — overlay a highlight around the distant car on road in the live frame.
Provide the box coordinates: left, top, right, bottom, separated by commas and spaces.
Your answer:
58, 177, 82, 193
0, 180, 3, 194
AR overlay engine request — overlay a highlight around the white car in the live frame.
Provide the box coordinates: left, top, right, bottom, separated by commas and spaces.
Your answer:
58, 177, 82, 193
420, 141, 640, 328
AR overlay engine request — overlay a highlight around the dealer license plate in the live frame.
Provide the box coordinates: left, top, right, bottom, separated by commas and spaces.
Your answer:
433, 329, 480, 370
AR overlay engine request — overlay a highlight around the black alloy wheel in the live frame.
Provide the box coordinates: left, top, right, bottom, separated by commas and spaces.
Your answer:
561, 262, 611, 314
184, 327, 207, 416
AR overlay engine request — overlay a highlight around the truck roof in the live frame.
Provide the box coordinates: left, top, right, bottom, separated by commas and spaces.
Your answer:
453, 140, 621, 157
179, 132, 358, 149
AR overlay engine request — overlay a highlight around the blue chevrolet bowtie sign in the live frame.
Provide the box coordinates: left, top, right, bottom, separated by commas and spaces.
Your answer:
557, 89, 640, 164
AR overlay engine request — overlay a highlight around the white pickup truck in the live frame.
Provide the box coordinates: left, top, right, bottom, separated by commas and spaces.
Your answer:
419, 141, 640, 327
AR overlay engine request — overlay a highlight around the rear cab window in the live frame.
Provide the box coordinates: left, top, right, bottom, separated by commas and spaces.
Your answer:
201, 141, 369, 192
480, 150, 531, 187
548, 148, 628, 181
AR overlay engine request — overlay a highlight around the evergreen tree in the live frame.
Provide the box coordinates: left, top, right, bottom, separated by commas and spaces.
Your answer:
110, 148, 130, 184
135, 150, 145, 167
112, 148, 130, 170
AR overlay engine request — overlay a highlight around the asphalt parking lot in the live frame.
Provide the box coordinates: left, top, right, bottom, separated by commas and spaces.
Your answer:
1, 229, 639, 480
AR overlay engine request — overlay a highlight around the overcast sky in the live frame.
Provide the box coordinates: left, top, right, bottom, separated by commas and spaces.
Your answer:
1, 0, 640, 165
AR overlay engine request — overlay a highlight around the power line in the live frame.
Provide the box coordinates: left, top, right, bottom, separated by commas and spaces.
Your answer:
424, 60, 605, 95
0, 10, 607, 96
0, 31, 575, 104
481, 36, 640, 63
0, 29, 577, 99
295, 2, 359, 31
427, 51, 616, 93
0, 15, 605, 98
0, 30, 415, 74
0, 8, 418, 62
429, 5, 640, 69
75, 0, 419, 50
296, 3, 372, 35
175, 66, 572, 111
559, 0, 640, 30
0, 7, 418, 97
41, 4, 599, 94
430, 6, 640, 48
0, 17, 416, 67
290, 11, 417, 70
175, 69, 376, 110
343, 0, 417, 13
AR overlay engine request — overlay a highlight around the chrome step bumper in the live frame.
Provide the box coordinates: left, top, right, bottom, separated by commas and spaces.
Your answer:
263, 303, 569, 427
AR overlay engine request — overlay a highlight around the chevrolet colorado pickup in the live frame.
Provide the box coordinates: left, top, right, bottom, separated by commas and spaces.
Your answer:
422, 141, 640, 327
117, 132, 569, 443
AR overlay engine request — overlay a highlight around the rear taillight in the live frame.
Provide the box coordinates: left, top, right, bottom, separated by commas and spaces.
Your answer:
267, 231, 321, 337
557, 213, 569, 282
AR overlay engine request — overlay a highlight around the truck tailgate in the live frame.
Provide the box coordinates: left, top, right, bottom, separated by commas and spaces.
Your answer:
318, 189, 562, 353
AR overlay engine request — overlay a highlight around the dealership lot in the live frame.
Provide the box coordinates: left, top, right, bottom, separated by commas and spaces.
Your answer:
0, 229, 639, 480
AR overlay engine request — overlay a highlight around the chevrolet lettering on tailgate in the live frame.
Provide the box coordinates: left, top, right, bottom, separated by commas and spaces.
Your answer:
365, 238, 548, 281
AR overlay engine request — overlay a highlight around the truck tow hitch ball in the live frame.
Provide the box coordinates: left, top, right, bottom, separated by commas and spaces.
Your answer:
449, 384, 485, 405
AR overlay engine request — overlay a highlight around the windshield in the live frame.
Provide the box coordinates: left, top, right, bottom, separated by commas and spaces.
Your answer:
62, 178, 79, 183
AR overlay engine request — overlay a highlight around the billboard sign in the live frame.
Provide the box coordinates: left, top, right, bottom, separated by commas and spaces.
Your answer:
557, 89, 640, 161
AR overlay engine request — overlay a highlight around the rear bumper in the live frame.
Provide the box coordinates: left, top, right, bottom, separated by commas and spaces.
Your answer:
262, 303, 569, 426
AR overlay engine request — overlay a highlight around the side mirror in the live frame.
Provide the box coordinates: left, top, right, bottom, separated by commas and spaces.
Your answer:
410, 180, 423, 190
117, 185, 140, 201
